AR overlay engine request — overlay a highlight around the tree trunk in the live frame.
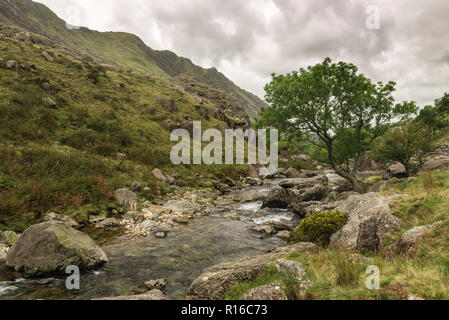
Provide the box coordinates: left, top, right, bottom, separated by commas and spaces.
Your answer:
326, 141, 365, 193
334, 167, 365, 194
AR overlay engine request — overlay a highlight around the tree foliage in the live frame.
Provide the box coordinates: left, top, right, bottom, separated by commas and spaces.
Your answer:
375, 121, 432, 176
256, 58, 415, 192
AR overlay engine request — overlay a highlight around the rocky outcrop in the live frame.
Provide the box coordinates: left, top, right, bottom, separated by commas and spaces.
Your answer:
186, 242, 318, 300
114, 188, 139, 211
6, 222, 108, 277
421, 155, 449, 173
326, 173, 352, 192
286, 168, 301, 178
242, 284, 287, 300
95, 289, 170, 300
329, 193, 402, 252
383, 222, 441, 258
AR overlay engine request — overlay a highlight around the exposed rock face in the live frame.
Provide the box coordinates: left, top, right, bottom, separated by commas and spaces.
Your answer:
261, 188, 293, 209
114, 189, 139, 211
186, 242, 318, 300
242, 284, 287, 300
357, 152, 383, 171
329, 193, 402, 252
383, 223, 441, 258
95, 289, 170, 300
6, 222, 108, 277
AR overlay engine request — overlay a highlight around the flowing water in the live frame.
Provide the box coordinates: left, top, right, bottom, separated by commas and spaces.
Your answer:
0, 181, 299, 300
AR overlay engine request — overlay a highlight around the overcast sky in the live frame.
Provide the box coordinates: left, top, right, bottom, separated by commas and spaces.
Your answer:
36, 0, 449, 106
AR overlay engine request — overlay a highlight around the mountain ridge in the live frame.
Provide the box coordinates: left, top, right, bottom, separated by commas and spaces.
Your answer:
0, 0, 266, 117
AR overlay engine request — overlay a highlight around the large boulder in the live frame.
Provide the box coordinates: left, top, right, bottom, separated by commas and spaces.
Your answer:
387, 162, 407, 178
300, 184, 328, 202
6, 222, 108, 277
383, 222, 441, 258
114, 188, 139, 211
186, 242, 318, 300
261, 188, 293, 209
329, 193, 402, 252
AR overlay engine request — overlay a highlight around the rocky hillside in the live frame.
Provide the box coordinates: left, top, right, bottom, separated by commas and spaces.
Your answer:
0, 25, 252, 232
0, 0, 266, 118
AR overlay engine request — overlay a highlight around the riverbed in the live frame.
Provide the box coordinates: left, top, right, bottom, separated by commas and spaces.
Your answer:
0, 181, 299, 300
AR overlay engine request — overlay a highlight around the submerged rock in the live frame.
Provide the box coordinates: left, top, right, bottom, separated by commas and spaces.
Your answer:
6, 222, 108, 277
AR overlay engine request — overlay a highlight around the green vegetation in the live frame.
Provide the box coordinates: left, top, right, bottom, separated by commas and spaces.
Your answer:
0, 0, 266, 118
0, 35, 250, 231
375, 121, 432, 176
289, 211, 349, 246
228, 172, 449, 300
256, 57, 415, 192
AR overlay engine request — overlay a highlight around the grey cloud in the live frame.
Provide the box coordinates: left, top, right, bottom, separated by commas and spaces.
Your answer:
37, 0, 449, 106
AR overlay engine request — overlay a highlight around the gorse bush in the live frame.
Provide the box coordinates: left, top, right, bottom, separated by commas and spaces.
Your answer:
290, 211, 349, 246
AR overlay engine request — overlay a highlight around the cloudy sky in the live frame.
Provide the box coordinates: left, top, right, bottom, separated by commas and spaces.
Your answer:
36, 0, 449, 106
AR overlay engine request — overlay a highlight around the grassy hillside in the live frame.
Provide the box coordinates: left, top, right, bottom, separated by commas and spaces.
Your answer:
0, 0, 266, 118
0, 32, 249, 232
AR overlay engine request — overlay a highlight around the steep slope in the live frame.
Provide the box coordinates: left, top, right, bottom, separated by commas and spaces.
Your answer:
0, 29, 249, 231
0, 0, 266, 117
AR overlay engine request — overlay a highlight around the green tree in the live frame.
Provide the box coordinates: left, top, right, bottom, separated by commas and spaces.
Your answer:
257, 58, 413, 192
375, 121, 432, 176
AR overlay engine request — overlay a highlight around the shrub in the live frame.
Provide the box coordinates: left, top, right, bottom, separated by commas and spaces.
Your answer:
290, 211, 349, 246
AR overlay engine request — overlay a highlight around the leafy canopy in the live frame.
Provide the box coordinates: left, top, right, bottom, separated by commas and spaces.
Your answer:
257, 58, 415, 191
